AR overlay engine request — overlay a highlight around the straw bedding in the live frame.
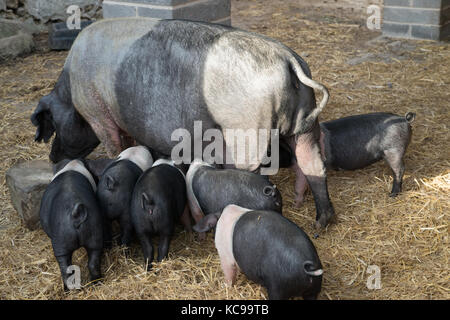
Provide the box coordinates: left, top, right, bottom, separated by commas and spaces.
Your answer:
0, 0, 448, 299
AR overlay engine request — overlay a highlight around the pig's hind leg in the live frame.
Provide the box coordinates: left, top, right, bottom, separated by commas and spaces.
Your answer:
180, 204, 192, 232
55, 253, 73, 291
383, 148, 406, 197
119, 214, 134, 247
86, 248, 102, 285
157, 233, 172, 262
290, 163, 309, 207
266, 282, 289, 300
138, 233, 154, 271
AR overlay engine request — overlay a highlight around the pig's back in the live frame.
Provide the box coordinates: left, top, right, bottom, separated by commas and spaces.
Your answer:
322, 113, 408, 170
232, 211, 321, 290
40, 172, 100, 237
138, 165, 186, 216
193, 167, 281, 215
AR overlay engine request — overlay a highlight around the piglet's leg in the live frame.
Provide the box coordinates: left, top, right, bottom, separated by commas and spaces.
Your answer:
384, 148, 405, 197
157, 234, 171, 262
119, 214, 133, 247
180, 204, 192, 232
138, 234, 154, 271
87, 248, 102, 284
55, 253, 72, 292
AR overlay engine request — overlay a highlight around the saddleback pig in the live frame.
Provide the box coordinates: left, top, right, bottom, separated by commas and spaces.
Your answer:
187, 159, 282, 231
194, 205, 323, 300
39, 159, 103, 291
97, 146, 154, 247
130, 159, 191, 270
31, 18, 335, 228
293, 112, 416, 203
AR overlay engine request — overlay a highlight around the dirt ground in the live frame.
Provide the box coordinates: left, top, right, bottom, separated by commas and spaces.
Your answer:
0, 0, 448, 300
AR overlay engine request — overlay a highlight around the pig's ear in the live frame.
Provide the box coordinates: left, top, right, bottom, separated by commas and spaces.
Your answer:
84, 158, 115, 180
105, 175, 116, 191
192, 213, 220, 233
31, 97, 55, 143
71, 203, 88, 229
141, 192, 155, 214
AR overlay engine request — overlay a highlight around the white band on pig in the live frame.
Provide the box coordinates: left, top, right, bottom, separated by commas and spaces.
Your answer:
117, 146, 154, 172
215, 205, 252, 277
52, 159, 97, 192
152, 158, 185, 179
186, 159, 215, 218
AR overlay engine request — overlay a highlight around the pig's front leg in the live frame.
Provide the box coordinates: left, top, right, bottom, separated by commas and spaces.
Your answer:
294, 131, 335, 228
220, 259, 238, 287
186, 182, 206, 240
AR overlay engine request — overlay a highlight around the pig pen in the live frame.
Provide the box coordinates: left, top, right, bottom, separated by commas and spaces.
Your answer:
0, 0, 448, 299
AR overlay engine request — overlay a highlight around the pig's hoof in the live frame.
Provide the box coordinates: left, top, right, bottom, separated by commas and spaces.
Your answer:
389, 192, 399, 198
315, 214, 335, 230
89, 277, 103, 287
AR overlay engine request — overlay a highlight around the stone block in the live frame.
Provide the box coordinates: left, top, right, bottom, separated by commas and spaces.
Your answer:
5, 160, 53, 230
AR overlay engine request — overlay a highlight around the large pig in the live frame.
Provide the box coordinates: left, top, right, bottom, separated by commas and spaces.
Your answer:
30, 18, 334, 228
294, 112, 416, 203
39, 159, 103, 291
97, 146, 154, 247
130, 159, 191, 270
194, 205, 323, 300
187, 158, 282, 230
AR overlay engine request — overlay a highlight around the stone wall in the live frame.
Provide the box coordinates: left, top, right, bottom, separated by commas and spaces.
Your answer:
383, 0, 450, 40
103, 0, 231, 25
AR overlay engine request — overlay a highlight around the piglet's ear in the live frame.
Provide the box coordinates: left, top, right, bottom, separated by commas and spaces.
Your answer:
192, 213, 220, 233
72, 203, 88, 229
141, 192, 154, 214
31, 97, 55, 143
84, 158, 115, 180
105, 175, 116, 191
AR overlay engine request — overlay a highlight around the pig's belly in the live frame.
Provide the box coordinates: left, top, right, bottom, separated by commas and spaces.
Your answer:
122, 108, 218, 157
331, 153, 382, 171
